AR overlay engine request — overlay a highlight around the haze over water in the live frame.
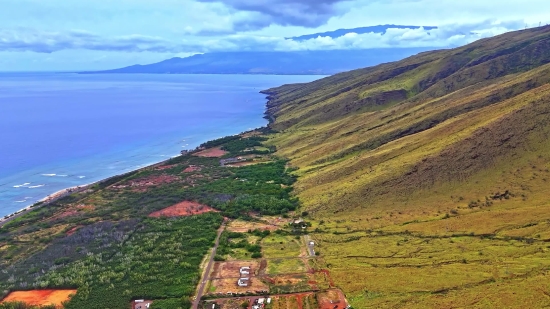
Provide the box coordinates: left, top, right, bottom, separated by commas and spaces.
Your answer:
0, 73, 321, 217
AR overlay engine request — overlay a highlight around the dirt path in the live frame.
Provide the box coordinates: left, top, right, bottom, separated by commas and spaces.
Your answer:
304, 235, 315, 257
192, 223, 225, 309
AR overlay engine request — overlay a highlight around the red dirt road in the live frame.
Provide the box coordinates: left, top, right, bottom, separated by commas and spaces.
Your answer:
149, 201, 217, 218
1, 290, 77, 307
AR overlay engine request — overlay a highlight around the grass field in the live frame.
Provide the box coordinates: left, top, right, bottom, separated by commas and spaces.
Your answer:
261, 234, 304, 258
263, 26, 550, 307
266, 258, 307, 275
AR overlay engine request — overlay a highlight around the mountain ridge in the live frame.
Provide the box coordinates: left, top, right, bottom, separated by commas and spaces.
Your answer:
84, 48, 435, 75
288, 24, 438, 41
262, 25, 550, 307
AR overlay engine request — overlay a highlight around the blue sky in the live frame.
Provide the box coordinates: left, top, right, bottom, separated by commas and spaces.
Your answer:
1, 0, 549, 71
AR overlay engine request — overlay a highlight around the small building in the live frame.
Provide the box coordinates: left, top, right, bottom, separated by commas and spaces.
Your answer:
133, 300, 152, 309
267, 298, 271, 304
258, 298, 265, 304
240, 266, 251, 275
237, 278, 249, 287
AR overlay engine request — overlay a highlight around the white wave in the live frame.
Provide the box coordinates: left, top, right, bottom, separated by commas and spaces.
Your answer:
42, 173, 56, 176
56, 174, 68, 177
28, 184, 45, 188
13, 182, 31, 188
15, 200, 27, 203
77, 176, 86, 179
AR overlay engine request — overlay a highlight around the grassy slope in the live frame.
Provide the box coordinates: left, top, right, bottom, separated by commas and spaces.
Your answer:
265, 26, 550, 308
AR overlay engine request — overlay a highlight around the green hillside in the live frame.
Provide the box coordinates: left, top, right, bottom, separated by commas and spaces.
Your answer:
264, 26, 550, 307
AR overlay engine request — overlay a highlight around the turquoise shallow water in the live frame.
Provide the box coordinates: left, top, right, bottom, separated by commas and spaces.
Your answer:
0, 73, 322, 217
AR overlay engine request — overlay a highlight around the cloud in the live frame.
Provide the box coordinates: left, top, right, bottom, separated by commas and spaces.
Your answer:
0, 21, 527, 55
198, 20, 526, 52
0, 29, 183, 53
196, 0, 351, 29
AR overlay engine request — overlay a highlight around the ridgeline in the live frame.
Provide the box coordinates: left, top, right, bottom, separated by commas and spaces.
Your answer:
263, 25, 550, 307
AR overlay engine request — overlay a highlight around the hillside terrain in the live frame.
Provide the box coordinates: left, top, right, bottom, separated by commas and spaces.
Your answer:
263, 26, 550, 307
0, 133, 310, 308
87, 49, 433, 75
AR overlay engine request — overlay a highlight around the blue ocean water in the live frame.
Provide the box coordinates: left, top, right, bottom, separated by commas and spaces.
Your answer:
0, 73, 322, 217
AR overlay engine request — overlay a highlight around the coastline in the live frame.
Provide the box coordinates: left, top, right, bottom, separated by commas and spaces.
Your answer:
0, 128, 260, 228
0, 154, 181, 228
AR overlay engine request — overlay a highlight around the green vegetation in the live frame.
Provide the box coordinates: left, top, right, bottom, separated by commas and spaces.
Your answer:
1, 214, 222, 309
220, 136, 271, 154
0, 130, 300, 308
188, 160, 298, 218
263, 26, 550, 307
261, 234, 303, 259
266, 259, 306, 275
217, 229, 271, 259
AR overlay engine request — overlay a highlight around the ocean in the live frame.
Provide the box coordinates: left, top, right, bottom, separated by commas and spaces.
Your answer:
0, 73, 322, 217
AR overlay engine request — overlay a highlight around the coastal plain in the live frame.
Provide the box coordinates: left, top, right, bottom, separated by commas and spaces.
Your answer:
4, 26, 550, 309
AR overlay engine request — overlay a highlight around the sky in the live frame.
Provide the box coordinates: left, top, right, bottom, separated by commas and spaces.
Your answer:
0, 0, 549, 71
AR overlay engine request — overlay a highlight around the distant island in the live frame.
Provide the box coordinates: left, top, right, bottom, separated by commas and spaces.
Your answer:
83, 25, 438, 75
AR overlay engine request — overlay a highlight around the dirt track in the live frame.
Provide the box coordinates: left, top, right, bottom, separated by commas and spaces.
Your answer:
192, 223, 225, 309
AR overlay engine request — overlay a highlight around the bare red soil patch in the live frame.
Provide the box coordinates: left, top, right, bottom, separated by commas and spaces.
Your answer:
66, 226, 81, 236
76, 204, 95, 211
149, 201, 217, 218
155, 164, 178, 171
183, 165, 202, 173
210, 261, 259, 279
193, 147, 228, 158
317, 289, 347, 309
1, 289, 77, 307
112, 175, 180, 191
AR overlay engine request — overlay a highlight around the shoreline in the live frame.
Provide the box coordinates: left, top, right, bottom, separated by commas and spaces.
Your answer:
0, 157, 178, 228
0, 127, 264, 228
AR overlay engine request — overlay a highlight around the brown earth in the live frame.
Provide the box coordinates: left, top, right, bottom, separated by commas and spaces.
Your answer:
112, 175, 180, 191
225, 162, 260, 167
66, 226, 81, 236
317, 289, 347, 309
148, 201, 217, 218
210, 261, 259, 279
155, 164, 178, 171
1, 290, 77, 308
183, 165, 202, 173
193, 147, 228, 158
226, 220, 281, 233
208, 278, 269, 296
